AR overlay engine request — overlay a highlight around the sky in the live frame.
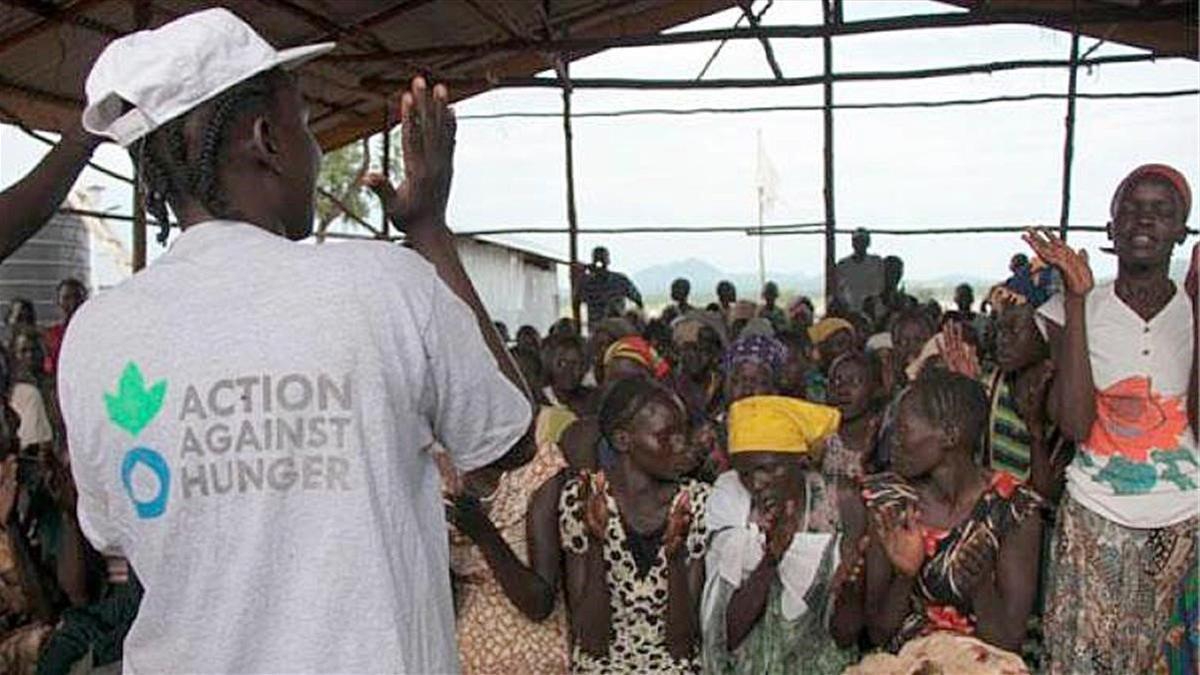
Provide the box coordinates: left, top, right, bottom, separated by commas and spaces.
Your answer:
1, 0, 1197, 294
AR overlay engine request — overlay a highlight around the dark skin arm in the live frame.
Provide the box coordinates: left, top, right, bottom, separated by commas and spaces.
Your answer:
830, 497, 868, 647
970, 513, 1042, 652
724, 556, 777, 650
863, 539, 917, 646
1025, 230, 1097, 441
863, 505, 923, 647
564, 542, 612, 656
447, 472, 566, 620
366, 78, 536, 469
0, 124, 101, 262
725, 500, 797, 650
665, 551, 704, 660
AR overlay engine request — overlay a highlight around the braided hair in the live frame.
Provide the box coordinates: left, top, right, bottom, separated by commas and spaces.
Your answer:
597, 377, 677, 446
903, 368, 989, 454
128, 71, 281, 244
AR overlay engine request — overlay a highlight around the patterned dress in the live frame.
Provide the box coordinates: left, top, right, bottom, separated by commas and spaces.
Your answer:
449, 439, 571, 675
0, 532, 51, 675
559, 477, 710, 674
862, 471, 1044, 652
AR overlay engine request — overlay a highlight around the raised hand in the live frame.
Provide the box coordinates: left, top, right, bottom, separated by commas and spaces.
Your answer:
363, 76, 457, 232
581, 471, 610, 541
1023, 228, 1094, 297
663, 490, 693, 559
871, 504, 924, 578
941, 321, 980, 379
765, 500, 800, 564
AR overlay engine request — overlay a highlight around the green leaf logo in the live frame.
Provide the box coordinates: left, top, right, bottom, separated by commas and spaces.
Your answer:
104, 362, 167, 437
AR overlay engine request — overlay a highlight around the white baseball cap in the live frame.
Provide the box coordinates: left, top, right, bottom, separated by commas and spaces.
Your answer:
83, 8, 334, 147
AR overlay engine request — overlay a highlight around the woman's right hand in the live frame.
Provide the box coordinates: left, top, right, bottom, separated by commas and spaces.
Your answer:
871, 505, 924, 578
764, 500, 799, 564
1023, 229, 1094, 298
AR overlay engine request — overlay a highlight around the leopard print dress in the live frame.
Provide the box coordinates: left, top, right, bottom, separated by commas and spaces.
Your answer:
560, 476, 710, 674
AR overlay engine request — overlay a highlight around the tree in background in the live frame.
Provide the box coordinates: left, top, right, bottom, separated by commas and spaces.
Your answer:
314, 128, 402, 242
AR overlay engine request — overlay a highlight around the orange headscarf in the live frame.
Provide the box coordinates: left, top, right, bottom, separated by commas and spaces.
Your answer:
603, 336, 671, 380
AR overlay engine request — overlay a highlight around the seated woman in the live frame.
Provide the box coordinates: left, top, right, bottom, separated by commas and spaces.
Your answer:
559, 378, 709, 673
861, 369, 1043, 667
444, 419, 570, 673
701, 396, 864, 674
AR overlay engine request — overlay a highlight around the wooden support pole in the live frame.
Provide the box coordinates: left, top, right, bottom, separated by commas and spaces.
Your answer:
132, 172, 147, 272
381, 107, 391, 238
561, 59, 581, 328
1059, 8, 1081, 241
131, 0, 151, 272
366, 53, 1166, 93
822, 0, 837, 307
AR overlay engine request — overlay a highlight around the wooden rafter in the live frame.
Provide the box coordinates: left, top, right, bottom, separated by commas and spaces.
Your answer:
0, 0, 116, 55
736, 0, 784, 79
365, 52, 1171, 92
323, 3, 1193, 65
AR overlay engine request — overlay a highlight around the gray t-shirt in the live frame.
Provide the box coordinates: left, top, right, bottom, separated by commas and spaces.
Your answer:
58, 221, 531, 674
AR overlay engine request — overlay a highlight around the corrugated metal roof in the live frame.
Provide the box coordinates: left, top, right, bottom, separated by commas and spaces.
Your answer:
0, 0, 733, 149
0, 0, 1193, 152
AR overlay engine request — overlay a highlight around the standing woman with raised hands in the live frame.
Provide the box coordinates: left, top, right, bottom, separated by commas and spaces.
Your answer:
1027, 164, 1197, 674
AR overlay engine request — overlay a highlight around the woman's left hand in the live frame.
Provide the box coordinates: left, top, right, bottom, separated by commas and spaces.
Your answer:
663, 491, 693, 559
955, 531, 996, 598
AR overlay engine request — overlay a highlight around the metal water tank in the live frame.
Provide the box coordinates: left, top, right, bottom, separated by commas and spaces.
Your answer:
0, 193, 92, 328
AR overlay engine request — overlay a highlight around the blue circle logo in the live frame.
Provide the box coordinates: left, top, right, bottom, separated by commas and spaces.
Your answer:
121, 447, 170, 519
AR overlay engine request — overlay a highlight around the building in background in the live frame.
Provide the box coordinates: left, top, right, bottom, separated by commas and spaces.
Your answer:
0, 192, 93, 328
455, 235, 561, 335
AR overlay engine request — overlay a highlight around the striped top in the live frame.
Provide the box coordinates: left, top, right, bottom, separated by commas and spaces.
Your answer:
984, 370, 1033, 481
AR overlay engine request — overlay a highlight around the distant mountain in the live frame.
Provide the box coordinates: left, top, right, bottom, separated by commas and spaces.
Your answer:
631, 258, 823, 301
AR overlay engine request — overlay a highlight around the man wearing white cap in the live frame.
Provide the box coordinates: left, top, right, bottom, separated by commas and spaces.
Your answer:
59, 9, 534, 673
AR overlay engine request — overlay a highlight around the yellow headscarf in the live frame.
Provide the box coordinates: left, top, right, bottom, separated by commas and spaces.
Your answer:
728, 395, 841, 455
808, 317, 854, 347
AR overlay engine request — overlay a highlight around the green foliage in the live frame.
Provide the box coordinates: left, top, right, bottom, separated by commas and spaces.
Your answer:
315, 129, 404, 230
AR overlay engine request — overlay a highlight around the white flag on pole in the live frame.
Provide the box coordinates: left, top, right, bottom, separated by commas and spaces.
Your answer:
756, 129, 780, 215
